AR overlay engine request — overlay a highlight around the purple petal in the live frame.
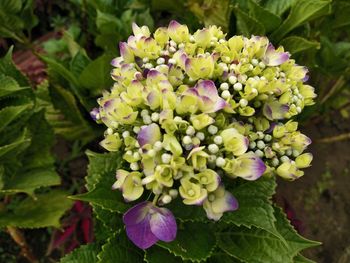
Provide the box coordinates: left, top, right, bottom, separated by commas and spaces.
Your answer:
224, 192, 239, 212
125, 215, 158, 249
111, 57, 123, 67
195, 80, 218, 98
90, 108, 99, 121
137, 123, 161, 147
211, 97, 228, 112
149, 207, 177, 242
123, 201, 151, 226
168, 20, 181, 31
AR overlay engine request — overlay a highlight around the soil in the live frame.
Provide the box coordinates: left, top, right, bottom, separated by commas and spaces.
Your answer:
276, 117, 350, 263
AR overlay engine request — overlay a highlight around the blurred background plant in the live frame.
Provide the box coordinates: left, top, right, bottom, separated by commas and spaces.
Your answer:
0, 0, 349, 262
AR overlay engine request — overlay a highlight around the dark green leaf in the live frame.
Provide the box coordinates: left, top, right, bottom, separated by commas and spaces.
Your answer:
233, 7, 265, 36
0, 74, 29, 98
280, 36, 320, 54
0, 128, 31, 159
264, 0, 295, 16
271, 0, 332, 41
293, 254, 315, 263
145, 246, 182, 263
60, 243, 100, 263
0, 104, 32, 132
157, 222, 216, 262
248, 0, 282, 32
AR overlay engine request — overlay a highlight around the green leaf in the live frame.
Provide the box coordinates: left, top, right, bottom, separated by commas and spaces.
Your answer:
157, 222, 216, 262
280, 36, 320, 54
70, 51, 91, 77
71, 177, 129, 213
248, 0, 282, 32
145, 246, 182, 263
0, 168, 60, 195
97, 231, 144, 263
60, 243, 100, 263
0, 0, 22, 13
0, 104, 32, 132
332, 1, 350, 29
0, 128, 31, 158
0, 190, 73, 228
223, 177, 280, 238
271, 0, 332, 41
293, 254, 315, 263
264, 0, 295, 16
217, 225, 294, 263
0, 47, 29, 86
79, 54, 114, 96
233, 7, 265, 36
0, 74, 30, 98
273, 206, 320, 256
166, 198, 207, 222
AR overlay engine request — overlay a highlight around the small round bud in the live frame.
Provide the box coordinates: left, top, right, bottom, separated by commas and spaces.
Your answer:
106, 128, 113, 135
280, 156, 289, 163
143, 115, 152, 124
130, 162, 139, 171
255, 149, 264, 158
151, 112, 160, 122
144, 63, 153, 69
286, 149, 292, 156
208, 155, 217, 162
134, 141, 140, 148
162, 195, 172, 204
169, 47, 176, 53
142, 57, 149, 63
257, 140, 265, 149
208, 125, 218, 135
264, 134, 272, 142
251, 59, 259, 66
221, 90, 231, 99
239, 99, 248, 107
156, 57, 165, 64
169, 189, 178, 198
220, 82, 229, 90
154, 141, 163, 151
161, 153, 172, 164
133, 126, 140, 133
178, 43, 185, 49
169, 40, 177, 47
214, 135, 223, 145
168, 58, 176, 64
126, 150, 132, 156
292, 150, 300, 157
208, 144, 219, 154
233, 82, 243, 91
186, 126, 195, 136
257, 131, 264, 139
196, 132, 205, 141
258, 62, 266, 68
182, 135, 192, 145
271, 157, 279, 167
133, 152, 140, 159
249, 141, 256, 149
141, 109, 149, 117
174, 116, 182, 122
229, 76, 237, 84
216, 157, 226, 167
147, 149, 156, 157
122, 131, 130, 138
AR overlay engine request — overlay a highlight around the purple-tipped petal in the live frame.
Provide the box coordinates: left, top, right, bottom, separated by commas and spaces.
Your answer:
263, 101, 289, 120
168, 20, 181, 31
111, 57, 123, 67
149, 207, 177, 242
234, 153, 266, 181
195, 80, 218, 97
211, 97, 228, 112
90, 108, 99, 121
263, 43, 290, 66
137, 123, 161, 147
212, 191, 239, 214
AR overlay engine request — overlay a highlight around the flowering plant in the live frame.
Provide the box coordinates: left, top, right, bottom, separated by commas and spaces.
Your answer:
80, 20, 319, 261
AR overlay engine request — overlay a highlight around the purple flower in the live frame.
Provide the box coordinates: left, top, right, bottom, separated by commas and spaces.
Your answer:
263, 43, 290, 66
123, 201, 177, 249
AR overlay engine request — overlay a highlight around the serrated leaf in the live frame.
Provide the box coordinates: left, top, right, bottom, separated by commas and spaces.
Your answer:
166, 198, 207, 222
0, 104, 32, 132
233, 7, 265, 36
217, 225, 294, 263
0, 47, 29, 86
97, 232, 143, 263
71, 177, 129, 213
145, 246, 182, 263
293, 254, 315, 263
271, 0, 332, 41
280, 36, 320, 54
70, 51, 91, 77
0, 0, 22, 13
79, 54, 114, 96
248, 0, 281, 32
273, 206, 320, 255
157, 222, 216, 262
0, 190, 73, 228
0, 128, 31, 158
0, 74, 30, 98
222, 177, 280, 238
0, 168, 60, 195
60, 243, 100, 263
93, 205, 123, 241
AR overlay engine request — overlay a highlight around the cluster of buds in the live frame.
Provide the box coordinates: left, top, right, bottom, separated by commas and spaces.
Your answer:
91, 20, 316, 248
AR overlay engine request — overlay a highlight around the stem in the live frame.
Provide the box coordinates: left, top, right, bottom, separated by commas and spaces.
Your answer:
320, 75, 346, 104
152, 194, 160, 205
316, 133, 350, 143
6, 227, 39, 263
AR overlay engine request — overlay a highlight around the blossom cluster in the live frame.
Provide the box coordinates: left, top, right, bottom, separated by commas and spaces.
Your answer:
91, 20, 316, 248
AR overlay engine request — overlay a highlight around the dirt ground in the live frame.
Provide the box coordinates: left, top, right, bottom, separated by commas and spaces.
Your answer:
276, 117, 350, 263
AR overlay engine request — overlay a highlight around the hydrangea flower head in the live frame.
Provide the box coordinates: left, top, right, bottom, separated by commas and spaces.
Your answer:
92, 21, 316, 249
